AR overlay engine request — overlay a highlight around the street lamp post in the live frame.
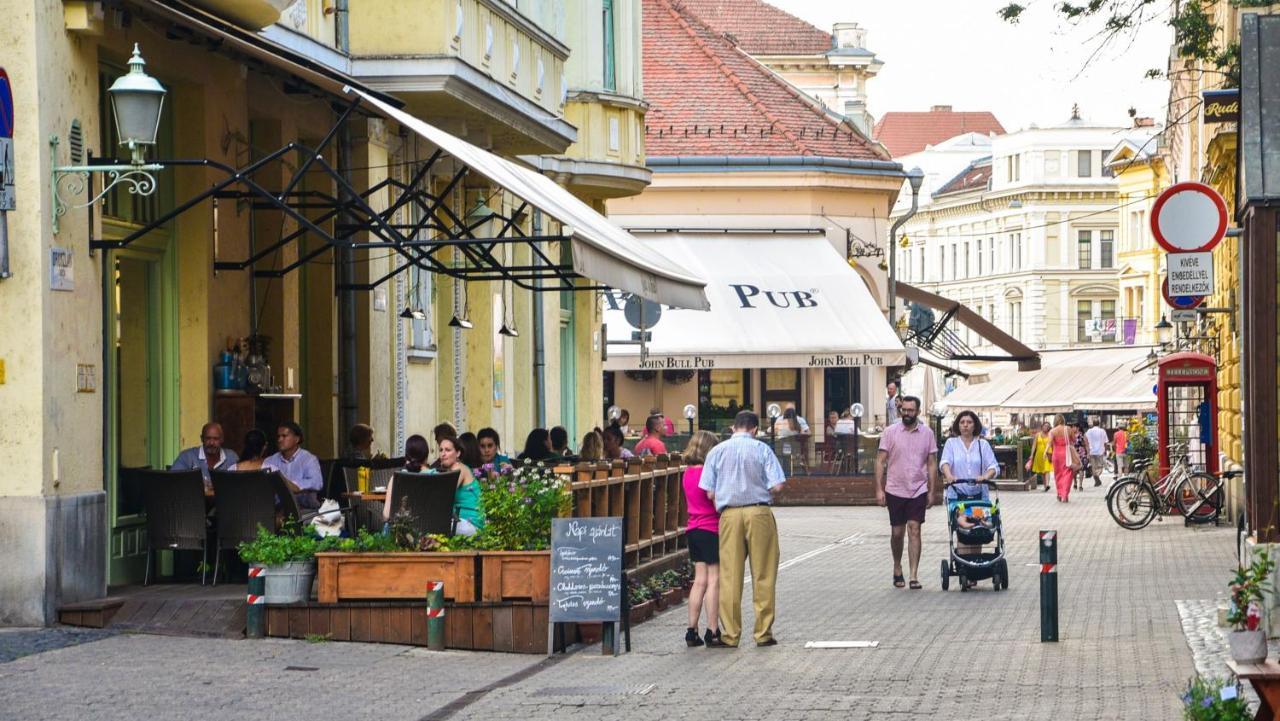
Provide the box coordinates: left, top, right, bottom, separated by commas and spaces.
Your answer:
888, 167, 925, 331
767, 403, 782, 449
850, 402, 864, 473
683, 403, 696, 437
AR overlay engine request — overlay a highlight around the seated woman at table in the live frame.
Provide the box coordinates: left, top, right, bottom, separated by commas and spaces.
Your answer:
383, 435, 484, 536
457, 432, 484, 469
230, 429, 268, 472
477, 427, 510, 467
579, 430, 605, 462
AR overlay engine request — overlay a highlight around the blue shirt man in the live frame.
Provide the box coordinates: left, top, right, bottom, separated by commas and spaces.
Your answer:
263, 422, 323, 508
696, 411, 785, 649
170, 422, 238, 482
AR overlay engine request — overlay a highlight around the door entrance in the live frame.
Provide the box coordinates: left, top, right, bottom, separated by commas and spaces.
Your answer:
106, 252, 176, 584
823, 368, 861, 418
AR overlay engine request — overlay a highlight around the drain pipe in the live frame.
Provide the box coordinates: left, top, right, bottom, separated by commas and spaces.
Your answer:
336, 117, 358, 446
335, 0, 349, 53
532, 210, 547, 428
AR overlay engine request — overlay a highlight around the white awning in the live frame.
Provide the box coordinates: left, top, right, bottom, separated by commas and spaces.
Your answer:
603, 232, 904, 370
943, 347, 1157, 414
346, 88, 710, 310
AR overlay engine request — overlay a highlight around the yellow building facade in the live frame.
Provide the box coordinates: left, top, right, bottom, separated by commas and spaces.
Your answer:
1106, 134, 1169, 347
0, 0, 651, 625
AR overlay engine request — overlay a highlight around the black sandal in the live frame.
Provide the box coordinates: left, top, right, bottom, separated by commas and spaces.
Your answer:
909, 580, 922, 590
893, 574, 906, 588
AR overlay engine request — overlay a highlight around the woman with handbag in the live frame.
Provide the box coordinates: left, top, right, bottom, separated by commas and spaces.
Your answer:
1024, 422, 1053, 492
1049, 415, 1080, 503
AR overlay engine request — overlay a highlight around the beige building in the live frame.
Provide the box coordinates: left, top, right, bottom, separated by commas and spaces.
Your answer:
895, 111, 1129, 351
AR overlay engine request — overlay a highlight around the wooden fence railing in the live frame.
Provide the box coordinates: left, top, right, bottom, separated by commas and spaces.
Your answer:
557, 454, 688, 570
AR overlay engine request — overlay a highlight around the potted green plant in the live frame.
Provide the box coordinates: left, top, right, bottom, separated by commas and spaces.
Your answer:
628, 578, 655, 624
1179, 676, 1252, 720
1227, 547, 1274, 664
238, 523, 323, 604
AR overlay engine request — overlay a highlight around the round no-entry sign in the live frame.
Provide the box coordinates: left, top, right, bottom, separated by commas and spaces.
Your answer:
1162, 277, 1204, 310
1150, 181, 1228, 253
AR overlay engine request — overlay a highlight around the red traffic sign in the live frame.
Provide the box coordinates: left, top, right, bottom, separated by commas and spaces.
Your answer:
1150, 182, 1228, 254
1162, 277, 1204, 310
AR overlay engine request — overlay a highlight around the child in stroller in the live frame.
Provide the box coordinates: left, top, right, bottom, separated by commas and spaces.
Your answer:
941, 479, 1009, 591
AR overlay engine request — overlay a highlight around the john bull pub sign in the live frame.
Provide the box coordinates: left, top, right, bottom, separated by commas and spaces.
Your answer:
633, 353, 888, 370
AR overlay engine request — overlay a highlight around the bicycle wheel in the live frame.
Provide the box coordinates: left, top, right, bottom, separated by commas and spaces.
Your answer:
1108, 479, 1157, 529
1176, 473, 1222, 520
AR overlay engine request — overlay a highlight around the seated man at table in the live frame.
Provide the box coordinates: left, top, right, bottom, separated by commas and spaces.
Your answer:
262, 421, 324, 510
170, 422, 238, 486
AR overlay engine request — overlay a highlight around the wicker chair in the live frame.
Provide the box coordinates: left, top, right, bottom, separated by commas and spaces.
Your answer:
209, 469, 278, 584
139, 469, 210, 586
385, 470, 460, 536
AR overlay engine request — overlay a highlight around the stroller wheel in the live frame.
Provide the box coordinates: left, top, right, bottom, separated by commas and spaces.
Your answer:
940, 559, 950, 591
993, 560, 1009, 591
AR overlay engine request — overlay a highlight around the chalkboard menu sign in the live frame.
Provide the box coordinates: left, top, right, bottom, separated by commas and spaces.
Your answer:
549, 517, 624, 623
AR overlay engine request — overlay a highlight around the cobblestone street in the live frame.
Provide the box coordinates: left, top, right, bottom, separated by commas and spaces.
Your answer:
0, 484, 1238, 721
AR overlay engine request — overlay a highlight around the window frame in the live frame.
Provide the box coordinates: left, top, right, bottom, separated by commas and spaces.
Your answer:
1078, 230, 1093, 270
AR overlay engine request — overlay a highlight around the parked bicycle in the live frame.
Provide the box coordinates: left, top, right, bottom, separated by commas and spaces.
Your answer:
1106, 443, 1220, 530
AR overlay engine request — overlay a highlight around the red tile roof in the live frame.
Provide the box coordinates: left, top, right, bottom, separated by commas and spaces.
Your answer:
872, 108, 1006, 157
934, 157, 992, 196
671, 0, 832, 55
642, 0, 887, 159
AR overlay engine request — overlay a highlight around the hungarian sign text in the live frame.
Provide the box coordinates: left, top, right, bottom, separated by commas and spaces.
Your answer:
1167, 252, 1214, 296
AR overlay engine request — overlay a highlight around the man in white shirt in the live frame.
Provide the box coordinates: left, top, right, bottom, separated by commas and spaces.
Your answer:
1084, 419, 1109, 487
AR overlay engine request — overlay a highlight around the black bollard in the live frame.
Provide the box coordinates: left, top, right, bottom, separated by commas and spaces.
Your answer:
1040, 529, 1058, 642
246, 566, 265, 639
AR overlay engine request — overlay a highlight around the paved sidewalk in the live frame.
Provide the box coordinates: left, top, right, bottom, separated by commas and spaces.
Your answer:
0, 483, 1236, 721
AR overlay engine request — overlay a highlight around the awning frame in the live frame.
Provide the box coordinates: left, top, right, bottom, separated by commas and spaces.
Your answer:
898, 282, 1041, 371
87, 96, 600, 293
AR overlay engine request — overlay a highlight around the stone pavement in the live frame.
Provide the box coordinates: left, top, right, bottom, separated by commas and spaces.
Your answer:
0, 482, 1238, 721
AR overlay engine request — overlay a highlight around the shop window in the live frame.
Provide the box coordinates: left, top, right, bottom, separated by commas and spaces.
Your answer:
698, 369, 751, 431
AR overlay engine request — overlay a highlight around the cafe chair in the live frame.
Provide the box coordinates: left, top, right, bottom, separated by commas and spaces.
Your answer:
209, 469, 278, 585
385, 470, 460, 536
139, 469, 210, 586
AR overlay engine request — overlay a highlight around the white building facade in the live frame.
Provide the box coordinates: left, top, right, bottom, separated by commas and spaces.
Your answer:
894, 114, 1130, 351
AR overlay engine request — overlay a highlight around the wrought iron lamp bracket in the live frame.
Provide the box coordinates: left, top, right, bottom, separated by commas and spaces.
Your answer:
50, 135, 162, 235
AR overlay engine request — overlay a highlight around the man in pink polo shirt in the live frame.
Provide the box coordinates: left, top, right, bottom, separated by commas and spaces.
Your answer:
875, 396, 939, 590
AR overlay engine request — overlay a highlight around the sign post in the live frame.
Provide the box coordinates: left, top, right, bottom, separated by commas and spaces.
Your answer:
1152, 182, 1228, 320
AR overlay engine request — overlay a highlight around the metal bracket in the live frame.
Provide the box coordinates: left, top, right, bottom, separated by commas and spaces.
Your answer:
50, 135, 161, 235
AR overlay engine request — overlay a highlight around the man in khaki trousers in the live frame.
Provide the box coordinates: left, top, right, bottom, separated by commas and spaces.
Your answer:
699, 410, 786, 648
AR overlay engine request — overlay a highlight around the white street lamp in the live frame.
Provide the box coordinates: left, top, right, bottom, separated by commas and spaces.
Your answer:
51, 44, 166, 234
109, 45, 167, 166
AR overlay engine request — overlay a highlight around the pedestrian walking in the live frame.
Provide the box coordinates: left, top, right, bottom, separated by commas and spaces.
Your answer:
874, 396, 939, 590
1049, 414, 1080, 503
1072, 421, 1090, 491
1026, 422, 1053, 492
885, 380, 902, 426
1085, 419, 1109, 487
698, 411, 786, 648
681, 430, 722, 648
1113, 425, 1129, 476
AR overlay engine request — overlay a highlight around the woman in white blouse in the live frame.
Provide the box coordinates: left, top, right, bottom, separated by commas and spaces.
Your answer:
939, 410, 1000, 583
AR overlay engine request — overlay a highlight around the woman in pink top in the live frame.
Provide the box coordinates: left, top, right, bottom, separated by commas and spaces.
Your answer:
682, 431, 724, 648
634, 415, 668, 457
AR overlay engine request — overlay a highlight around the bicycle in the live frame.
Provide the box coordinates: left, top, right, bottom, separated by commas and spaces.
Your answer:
1177, 468, 1242, 526
1106, 443, 1219, 530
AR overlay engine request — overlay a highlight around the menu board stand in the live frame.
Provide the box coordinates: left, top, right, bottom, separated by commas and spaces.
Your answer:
547, 517, 629, 655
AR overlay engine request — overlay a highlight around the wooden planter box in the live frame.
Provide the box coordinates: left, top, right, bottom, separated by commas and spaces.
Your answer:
315, 552, 478, 604
480, 550, 550, 602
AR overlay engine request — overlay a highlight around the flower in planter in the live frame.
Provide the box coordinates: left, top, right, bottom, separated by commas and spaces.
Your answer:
1179, 676, 1251, 720
468, 463, 571, 551
1227, 548, 1275, 632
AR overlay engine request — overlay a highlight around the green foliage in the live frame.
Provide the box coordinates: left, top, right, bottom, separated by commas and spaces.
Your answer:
304, 633, 331, 644
326, 528, 402, 554
1181, 676, 1252, 720
470, 463, 572, 551
999, 0, 1270, 82
238, 524, 322, 566
1227, 547, 1275, 631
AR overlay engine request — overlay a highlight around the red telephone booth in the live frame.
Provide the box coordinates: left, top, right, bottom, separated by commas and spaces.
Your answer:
1156, 352, 1219, 478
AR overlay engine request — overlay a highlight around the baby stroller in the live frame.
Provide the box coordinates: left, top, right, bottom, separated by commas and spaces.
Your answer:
940, 479, 1009, 592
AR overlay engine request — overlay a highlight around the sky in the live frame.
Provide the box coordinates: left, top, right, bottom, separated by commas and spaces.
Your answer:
771, 0, 1174, 131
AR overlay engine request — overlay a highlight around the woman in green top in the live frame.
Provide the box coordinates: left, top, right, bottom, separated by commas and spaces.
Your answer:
436, 436, 484, 535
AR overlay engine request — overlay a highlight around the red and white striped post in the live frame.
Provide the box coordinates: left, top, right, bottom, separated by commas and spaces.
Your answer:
246, 566, 266, 639
1040, 530, 1058, 642
426, 580, 445, 651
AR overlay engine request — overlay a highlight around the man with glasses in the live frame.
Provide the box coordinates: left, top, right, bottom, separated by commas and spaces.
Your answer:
262, 422, 323, 509
170, 422, 238, 486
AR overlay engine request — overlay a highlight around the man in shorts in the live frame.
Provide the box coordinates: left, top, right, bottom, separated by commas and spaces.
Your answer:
1085, 419, 1109, 487
875, 396, 938, 590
